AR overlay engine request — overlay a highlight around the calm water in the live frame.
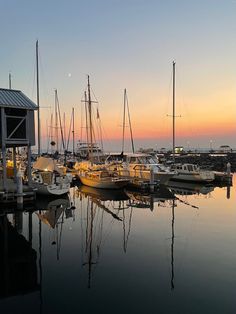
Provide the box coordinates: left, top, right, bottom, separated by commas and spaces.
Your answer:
0, 176, 235, 314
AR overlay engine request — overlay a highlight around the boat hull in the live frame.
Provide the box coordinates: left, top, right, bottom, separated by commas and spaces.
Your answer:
79, 176, 129, 189
116, 169, 173, 185
170, 171, 214, 183
32, 183, 70, 196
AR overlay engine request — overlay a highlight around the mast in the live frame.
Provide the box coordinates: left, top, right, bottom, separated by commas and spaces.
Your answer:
87, 75, 93, 163
36, 40, 41, 156
63, 112, 66, 151
55, 89, 59, 152
172, 61, 176, 163
50, 113, 53, 153
122, 89, 126, 153
72, 107, 75, 156
84, 91, 89, 150
9, 72, 12, 89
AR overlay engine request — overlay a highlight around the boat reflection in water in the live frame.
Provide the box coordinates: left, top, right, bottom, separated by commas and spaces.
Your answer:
77, 184, 129, 201
0, 177, 233, 314
36, 196, 71, 228
125, 185, 175, 210
167, 180, 215, 196
76, 184, 177, 287
35, 195, 74, 262
76, 185, 130, 287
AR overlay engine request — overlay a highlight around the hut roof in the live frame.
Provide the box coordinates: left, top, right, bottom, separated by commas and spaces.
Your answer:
0, 88, 38, 110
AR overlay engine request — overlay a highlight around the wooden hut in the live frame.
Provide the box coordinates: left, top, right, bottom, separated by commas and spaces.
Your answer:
0, 88, 37, 194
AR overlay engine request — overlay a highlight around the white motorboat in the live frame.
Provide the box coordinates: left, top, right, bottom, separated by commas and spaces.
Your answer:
169, 163, 215, 183
32, 157, 70, 196
106, 153, 175, 185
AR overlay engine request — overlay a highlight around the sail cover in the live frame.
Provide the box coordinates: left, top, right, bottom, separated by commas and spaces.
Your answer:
33, 157, 63, 175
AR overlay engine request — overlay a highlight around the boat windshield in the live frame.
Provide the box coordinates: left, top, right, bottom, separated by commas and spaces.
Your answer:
134, 156, 158, 164
129, 156, 158, 164
106, 154, 126, 162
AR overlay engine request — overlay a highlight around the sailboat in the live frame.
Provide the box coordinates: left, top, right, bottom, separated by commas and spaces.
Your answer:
32, 156, 70, 195
77, 76, 129, 189
105, 89, 175, 185
168, 61, 215, 183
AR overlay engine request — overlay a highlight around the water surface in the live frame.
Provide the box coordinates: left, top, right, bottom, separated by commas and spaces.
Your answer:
0, 176, 235, 314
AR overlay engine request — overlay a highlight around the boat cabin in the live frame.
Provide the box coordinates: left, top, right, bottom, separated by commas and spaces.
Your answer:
171, 163, 199, 172
106, 153, 159, 165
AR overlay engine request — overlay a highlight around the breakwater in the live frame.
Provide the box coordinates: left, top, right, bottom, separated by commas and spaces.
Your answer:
164, 153, 236, 172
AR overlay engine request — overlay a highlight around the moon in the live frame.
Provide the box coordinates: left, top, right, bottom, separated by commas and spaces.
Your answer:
68, 73, 72, 77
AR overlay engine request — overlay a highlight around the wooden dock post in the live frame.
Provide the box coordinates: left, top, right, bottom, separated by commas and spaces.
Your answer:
150, 166, 155, 193
1, 107, 7, 191
16, 170, 23, 209
226, 162, 231, 177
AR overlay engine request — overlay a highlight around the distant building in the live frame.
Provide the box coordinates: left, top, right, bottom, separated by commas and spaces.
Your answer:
218, 145, 232, 153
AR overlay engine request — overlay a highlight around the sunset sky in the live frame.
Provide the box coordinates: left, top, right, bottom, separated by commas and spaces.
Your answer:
0, 0, 235, 151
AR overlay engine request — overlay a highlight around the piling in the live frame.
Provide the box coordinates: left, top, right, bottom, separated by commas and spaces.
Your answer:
150, 166, 155, 193
226, 162, 231, 176
16, 170, 23, 209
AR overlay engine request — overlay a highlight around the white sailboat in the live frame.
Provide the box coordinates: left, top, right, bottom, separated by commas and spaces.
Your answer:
32, 157, 70, 195
169, 61, 215, 183
105, 89, 175, 185
77, 76, 129, 189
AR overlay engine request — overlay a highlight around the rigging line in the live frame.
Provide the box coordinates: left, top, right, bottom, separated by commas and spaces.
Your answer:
96, 210, 104, 252
79, 91, 86, 142
126, 92, 135, 153
55, 90, 66, 151
85, 199, 90, 253
66, 109, 73, 151
96, 209, 104, 255
96, 106, 104, 152
80, 195, 85, 265
92, 204, 100, 242
84, 92, 89, 148
46, 119, 49, 153
90, 86, 99, 103
99, 116, 104, 152
50, 113, 54, 153
102, 218, 116, 245
58, 209, 65, 261
91, 109, 101, 161
125, 208, 133, 252
122, 209, 127, 253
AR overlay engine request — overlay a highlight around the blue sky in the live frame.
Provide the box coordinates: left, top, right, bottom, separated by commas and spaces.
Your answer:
0, 0, 236, 151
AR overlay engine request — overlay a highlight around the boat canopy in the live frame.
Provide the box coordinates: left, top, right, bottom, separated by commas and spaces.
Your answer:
33, 157, 63, 175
